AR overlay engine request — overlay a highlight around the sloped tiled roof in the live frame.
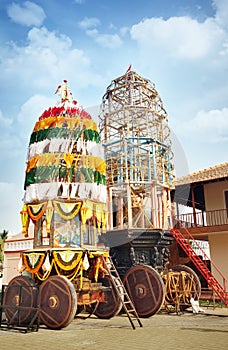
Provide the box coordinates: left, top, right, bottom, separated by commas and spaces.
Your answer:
175, 162, 228, 186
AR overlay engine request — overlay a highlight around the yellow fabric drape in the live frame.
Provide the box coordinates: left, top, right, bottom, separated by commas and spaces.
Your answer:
46, 200, 54, 234
101, 211, 107, 233
26, 155, 39, 172
26, 154, 106, 175
33, 115, 98, 132
37, 154, 59, 167
80, 201, 93, 233
67, 117, 80, 129
82, 119, 97, 131
56, 116, 67, 127
34, 116, 84, 131
33, 117, 56, 132
20, 204, 29, 236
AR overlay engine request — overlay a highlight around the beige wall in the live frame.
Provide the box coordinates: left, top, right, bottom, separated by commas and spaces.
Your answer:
204, 180, 228, 225
209, 233, 228, 292
2, 252, 21, 285
204, 180, 228, 211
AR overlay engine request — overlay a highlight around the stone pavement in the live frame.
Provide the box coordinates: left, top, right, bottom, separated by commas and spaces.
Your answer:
0, 307, 228, 350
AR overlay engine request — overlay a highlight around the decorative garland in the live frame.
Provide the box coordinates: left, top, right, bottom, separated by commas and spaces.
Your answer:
52, 250, 83, 271
52, 259, 82, 281
53, 201, 81, 220
35, 259, 54, 281
27, 202, 47, 221
22, 252, 46, 273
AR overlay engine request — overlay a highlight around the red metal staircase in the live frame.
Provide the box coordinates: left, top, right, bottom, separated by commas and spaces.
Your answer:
170, 226, 228, 306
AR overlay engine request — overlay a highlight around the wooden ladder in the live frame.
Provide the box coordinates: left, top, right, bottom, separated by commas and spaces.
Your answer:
170, 227, 228, 306
102, 256, 143, 329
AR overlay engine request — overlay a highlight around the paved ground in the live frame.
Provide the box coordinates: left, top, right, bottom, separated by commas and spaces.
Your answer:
0, 307, 228, 350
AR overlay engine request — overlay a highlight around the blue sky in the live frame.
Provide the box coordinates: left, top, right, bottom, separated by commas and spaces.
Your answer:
0, 0, 228, 234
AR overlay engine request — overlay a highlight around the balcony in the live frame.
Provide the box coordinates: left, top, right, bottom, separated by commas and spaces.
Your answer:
175, 208, 228, 237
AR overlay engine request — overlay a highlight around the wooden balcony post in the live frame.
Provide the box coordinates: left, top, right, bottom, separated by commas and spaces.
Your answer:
191, 184, 197, 227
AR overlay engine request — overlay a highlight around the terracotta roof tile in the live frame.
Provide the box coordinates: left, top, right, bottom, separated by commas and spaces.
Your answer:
175, 162, 228, 186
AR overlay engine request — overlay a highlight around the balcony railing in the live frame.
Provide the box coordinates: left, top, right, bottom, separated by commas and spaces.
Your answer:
176, 208, 228, 228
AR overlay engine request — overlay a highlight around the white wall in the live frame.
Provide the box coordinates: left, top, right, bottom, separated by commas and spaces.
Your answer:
204, 180, 228, 211
2, 253, 21, 285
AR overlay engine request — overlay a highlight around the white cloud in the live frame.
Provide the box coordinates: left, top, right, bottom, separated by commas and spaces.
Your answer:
17, 94, 56, 139
0, 133, 22, 159
174, 107, 228, 171
0, 182, 23, 235
120, 26, 129, 36
7, 1, 46, 27
0, 110, 13, 129
86, 29, 122, 49
0, 110, 22, 159
130, 16, 225, 60
27, 26, 72, 50
0, 26, 105, 99
78, 17, 122, 49
183, 108, 228, 143
78, 17, 100, 29
213, 0, 228, 29
73, 0, 85, 4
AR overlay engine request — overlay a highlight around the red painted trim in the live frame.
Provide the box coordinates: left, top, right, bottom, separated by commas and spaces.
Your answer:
4, 250, 28, 254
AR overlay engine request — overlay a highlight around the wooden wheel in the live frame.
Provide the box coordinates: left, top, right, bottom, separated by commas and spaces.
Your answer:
3, 275, 37, 325
172, 265, 201, 309
163, 265, 201, 311
39, 276, 77, 329
123, 265, 165, 318
88, 275, 123, 319
171, 265, 201, 297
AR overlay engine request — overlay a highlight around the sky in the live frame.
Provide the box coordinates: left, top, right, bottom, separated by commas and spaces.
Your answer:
0, 0, 227, 235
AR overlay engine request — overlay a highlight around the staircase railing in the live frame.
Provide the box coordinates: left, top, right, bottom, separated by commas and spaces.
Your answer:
170, 215, 228, 305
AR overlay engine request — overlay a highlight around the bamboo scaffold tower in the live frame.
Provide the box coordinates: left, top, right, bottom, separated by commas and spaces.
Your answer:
99, 70, 174, 238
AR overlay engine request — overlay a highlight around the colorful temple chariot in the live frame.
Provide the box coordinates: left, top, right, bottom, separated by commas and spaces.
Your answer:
21, 80, 107, 248
2, 80, 124, 330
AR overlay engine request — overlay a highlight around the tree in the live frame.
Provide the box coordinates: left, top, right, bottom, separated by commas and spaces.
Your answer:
0, 230, 8, 277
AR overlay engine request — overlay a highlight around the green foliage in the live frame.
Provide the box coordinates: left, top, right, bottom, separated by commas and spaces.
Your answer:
0, 230, 8, 264
1, 230, 8, 241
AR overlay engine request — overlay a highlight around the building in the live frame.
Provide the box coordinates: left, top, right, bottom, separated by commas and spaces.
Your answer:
2, 226, 48, 285
173, 162, 228, 290
2, 229, 33, 285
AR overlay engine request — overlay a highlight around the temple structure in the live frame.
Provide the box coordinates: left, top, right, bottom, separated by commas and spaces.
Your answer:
99, 70, 175, 274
